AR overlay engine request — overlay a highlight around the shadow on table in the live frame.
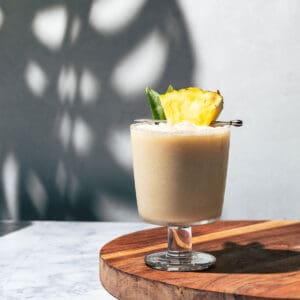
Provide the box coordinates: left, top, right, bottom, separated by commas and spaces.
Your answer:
207, 242, 300, 274
0, 221, 32, 237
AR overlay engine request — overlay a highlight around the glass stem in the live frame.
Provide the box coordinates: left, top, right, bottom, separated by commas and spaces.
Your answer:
167, 226, 192, 258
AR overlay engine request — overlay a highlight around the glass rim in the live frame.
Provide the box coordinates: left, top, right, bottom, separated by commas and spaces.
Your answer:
132, 119, 242, 127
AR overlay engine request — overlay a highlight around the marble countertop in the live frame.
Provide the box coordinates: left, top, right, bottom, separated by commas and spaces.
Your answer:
0, 221, 153, 300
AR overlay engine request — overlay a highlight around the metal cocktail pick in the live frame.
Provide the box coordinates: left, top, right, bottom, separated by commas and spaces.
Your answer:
134, 119, 243, 127
211, 120, 243, 127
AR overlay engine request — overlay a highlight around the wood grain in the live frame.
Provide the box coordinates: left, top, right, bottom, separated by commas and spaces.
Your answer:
99, 220, 300, 300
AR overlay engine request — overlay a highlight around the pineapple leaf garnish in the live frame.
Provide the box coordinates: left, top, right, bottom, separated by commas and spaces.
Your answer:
145, 87, 167, 120
166, 85, 174, 93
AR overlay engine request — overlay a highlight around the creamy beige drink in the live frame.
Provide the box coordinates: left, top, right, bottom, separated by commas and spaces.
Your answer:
131, 122, 230, 226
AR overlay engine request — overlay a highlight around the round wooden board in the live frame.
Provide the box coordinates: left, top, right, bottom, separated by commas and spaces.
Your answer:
100, 220, 300, 300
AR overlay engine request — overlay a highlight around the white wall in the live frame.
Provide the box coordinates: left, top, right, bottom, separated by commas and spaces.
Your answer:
0, 0, 299, 220
179, 0, 300, 219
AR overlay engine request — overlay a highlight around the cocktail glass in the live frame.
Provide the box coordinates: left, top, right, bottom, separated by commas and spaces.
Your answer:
130, 120, 231, 271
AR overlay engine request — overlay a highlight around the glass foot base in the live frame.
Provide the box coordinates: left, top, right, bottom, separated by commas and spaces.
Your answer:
145, 251, 216, 272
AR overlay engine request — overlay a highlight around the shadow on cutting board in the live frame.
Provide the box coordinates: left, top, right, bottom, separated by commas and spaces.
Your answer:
208, 241, 300, 274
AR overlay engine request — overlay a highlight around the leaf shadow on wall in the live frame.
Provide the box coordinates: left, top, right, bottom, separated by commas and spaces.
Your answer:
0, 0, 195, 220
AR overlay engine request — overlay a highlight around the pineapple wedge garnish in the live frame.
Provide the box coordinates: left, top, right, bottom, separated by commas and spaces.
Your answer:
159, 87, 223, 126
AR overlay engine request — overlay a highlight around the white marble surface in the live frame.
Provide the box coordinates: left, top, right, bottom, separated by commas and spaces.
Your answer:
0, 221, 152, 300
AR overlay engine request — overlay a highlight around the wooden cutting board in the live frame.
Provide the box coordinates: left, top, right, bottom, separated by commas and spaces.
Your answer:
99, 220, 300, 300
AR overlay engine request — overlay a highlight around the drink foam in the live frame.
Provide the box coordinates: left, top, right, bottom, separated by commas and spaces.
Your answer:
131, 121, 229, 136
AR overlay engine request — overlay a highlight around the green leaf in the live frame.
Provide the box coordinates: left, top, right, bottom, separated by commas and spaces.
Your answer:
166, 85, 174, 93
145, 87, 167, 120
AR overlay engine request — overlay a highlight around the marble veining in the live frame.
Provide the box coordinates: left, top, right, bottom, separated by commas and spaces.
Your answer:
0, 221, 152, 300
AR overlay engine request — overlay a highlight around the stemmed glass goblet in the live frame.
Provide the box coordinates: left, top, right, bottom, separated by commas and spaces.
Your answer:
130, 119, 232, 271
